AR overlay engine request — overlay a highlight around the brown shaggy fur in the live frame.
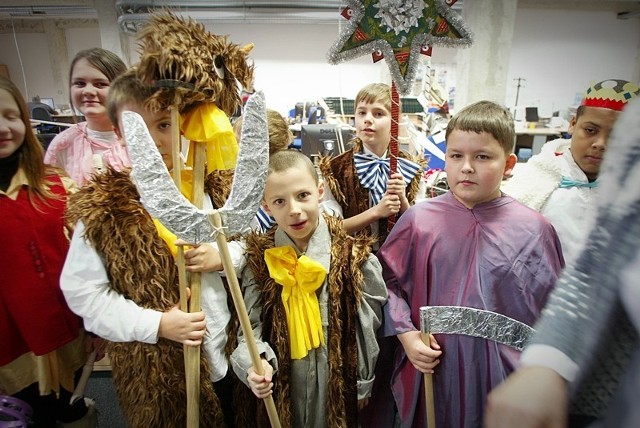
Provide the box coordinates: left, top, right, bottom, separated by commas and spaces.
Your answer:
320, 137, 425, 208
204, 169, 234, 209
66, 168, 225, 427
240, 215, 374, 427
319, 140, 425, 246
135, 10, 254, 116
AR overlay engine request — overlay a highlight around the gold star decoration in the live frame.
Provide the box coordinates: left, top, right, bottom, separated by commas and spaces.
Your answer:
327, 0, 473, 94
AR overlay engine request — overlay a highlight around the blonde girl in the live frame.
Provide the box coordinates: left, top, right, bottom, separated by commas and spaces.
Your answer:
45, 48, 128, 186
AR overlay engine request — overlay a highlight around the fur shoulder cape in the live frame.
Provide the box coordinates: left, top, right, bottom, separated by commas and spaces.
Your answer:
66, 168, 225, 428
318, 143, 425, 244
243, 215, 374, 427
501, 138, 569, 210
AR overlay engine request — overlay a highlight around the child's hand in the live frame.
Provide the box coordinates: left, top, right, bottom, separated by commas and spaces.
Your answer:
485, 366, 568, 428
84, 335, 106, 361
248, 359, 274, 399
386, 172, 409, 210
177, 240, 222, 272
374, 193, 402, 218
158, 301, 206, 346
358, 397, 370, 411
398, 330, 442, 374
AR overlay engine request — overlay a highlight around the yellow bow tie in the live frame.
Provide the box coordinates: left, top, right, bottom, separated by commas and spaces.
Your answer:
264, 246, 327, 359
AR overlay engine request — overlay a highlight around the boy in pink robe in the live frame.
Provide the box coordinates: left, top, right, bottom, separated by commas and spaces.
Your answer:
377, 101, 565, 427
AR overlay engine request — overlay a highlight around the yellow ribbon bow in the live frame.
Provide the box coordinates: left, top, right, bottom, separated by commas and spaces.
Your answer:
181, 103, 239, 171
264, 246, 327, 359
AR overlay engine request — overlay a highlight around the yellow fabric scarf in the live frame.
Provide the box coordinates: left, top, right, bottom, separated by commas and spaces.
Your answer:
264, 246, 327, 359
181, 103, 238, 171
152, 169, 194, 257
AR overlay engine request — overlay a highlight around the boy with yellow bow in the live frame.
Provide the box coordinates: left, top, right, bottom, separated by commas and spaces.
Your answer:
231, 150, 388, 427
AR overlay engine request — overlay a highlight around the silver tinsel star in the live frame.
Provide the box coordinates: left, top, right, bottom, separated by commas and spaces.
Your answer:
327, 0, 473, 95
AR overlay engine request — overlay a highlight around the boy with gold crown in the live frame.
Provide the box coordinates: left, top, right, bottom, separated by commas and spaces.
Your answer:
502, 79, 640, 264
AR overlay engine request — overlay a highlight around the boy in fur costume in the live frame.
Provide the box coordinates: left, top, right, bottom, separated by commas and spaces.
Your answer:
319, 82, 424, 427
319, 82, 425, 249
231, 150, 388, 427
502, 79, 639, 264
60, 71, 229, 427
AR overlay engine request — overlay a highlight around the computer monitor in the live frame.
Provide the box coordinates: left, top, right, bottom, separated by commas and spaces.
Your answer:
300, 124, 353, 159
525, 107, 539, 122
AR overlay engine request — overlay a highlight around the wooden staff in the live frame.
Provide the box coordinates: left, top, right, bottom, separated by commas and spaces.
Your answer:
420, 313, 436, 428
168, 101, 199, 427
210, 211, 282, 428
170, 103, 188, 316
185, 142, 206, 428
388, 81, 400, 232
171, 105, 182, 189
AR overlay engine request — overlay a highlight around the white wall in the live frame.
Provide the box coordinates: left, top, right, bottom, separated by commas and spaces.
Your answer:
126, 23, 390, 116
1, 8, 638, 117
1, 32, 56, 102
506, 9, 640, 116
0, 26, 100, 107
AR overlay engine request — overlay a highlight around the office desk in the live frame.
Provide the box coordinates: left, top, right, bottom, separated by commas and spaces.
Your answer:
52, 114, 84, 124
516, 125, 568, 157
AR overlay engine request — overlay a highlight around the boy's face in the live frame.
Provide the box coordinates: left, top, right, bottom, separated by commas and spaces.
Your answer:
569, 106, 620, 181
355, 100, 391, 154
116, 102, 174, 171
445, 130, 516, 209
262, 165, 324, 252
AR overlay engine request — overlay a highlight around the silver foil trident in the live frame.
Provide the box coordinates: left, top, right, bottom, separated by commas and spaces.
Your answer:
123, 91, 269, 242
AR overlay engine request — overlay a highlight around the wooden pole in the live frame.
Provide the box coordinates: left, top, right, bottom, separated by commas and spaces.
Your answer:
169, 102, 195, 426
171, 105, 182, 189
182, 142, 206, 428
210, 211, 282, 428
177, 247, 188, 312
420, 332, 437, 428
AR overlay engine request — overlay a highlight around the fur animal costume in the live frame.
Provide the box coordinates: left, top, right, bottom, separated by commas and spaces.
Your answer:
66, 168, 225, 428
239, 215, 378, 427
205, 169, 234, 209
136, 10, 254, 116
319, 138, 424, 246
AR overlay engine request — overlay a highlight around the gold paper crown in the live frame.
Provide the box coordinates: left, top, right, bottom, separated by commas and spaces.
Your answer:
581, 79, 640, 111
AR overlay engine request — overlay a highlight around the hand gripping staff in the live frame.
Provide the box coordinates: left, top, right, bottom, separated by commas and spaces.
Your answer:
123, 91, 282, 427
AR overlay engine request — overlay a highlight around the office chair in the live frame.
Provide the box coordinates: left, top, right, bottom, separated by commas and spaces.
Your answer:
307, 106, 325, 124
29, 104, 60, 134
37, 133, 57, 150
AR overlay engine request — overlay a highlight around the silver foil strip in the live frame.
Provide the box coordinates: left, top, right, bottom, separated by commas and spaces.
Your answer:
219, 90, 269, 235
420, 306, 535, 351
123, 110, 214, 244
